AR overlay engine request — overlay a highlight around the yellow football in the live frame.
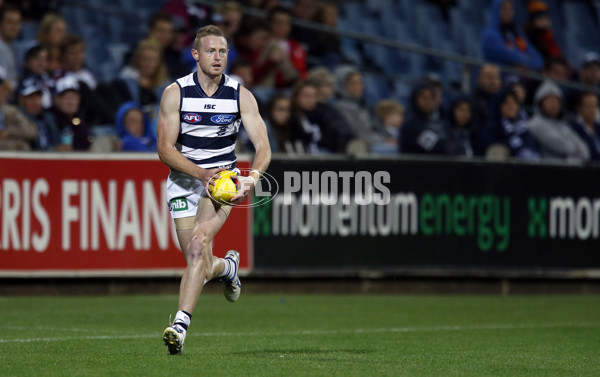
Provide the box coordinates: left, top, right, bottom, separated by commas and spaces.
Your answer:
211, 170, 239, 203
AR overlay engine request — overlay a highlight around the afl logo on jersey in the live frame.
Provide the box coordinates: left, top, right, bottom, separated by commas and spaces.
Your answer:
211, 114, 236, 124
182, 113, 201, 124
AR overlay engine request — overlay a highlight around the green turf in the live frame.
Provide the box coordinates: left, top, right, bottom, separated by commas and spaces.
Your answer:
0, 293, 599, 377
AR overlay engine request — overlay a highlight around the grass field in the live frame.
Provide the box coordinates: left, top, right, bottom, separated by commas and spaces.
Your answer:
1, 293, 599, 377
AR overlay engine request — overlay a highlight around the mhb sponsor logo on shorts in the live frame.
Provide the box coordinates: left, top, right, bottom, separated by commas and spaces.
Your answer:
169, 197, 188, 212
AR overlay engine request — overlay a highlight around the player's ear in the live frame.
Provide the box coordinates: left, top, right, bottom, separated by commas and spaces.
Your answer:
191, 49, 199, 61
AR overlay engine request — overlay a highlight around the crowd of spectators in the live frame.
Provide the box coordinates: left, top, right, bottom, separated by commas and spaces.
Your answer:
0, 0, 599, 165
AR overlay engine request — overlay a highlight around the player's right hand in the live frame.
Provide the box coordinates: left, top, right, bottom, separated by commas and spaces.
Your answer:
199, 167, 225, 194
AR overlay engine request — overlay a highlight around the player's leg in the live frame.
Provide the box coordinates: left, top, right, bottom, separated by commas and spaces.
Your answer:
177, 197, 232, 313
164, 199, 230, 355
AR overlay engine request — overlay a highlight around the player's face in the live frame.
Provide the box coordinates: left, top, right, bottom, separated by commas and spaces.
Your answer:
194, 36, 228, 78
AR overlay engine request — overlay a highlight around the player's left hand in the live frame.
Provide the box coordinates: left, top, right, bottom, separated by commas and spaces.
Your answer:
229, 174, 255, 205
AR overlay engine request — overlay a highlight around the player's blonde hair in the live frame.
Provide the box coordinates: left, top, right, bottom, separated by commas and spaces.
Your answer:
193, 25, 227, 51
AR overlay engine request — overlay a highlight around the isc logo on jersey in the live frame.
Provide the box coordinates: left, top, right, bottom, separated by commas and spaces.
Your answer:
211, 114, 236, 124
182, 113, 201, 124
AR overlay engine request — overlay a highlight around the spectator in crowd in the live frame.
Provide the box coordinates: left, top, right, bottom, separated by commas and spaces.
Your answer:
305, 67, 353, 153
17, 81, 59, 150
400, 81, 461, 155
164, 17, 193, 80
0, 4, 22, 88
53, 34, 113, 126
123, 12, 174, 69
307, 3, 345, 69
564, 52, 600, 112
290, 0, 318, 49
213, 2, 243, 67
542, 56, 570, 82
570, 91, 600, 161
263, 93, 292, 153
481, 0, 543, 71
162, 0, 211, 46
473, 64, 502, 121
505, 75, 532, 114
372, 99, 404, 154
523, 0, 563, 62
228, 58, 253, 88
527, 80, 589, 161
576, 52, 600, 88
251, 6, 306, 88
18, 43, 53, 109
524, 56, 571, 109
115, 101, 156, 152
235, 23, 272, 87
483, 87, 540, 160
51, 76, 90, 151
425, 74, 446, 120
240, 92, 290, 153
289, 80, 325, 153
57, 34, 97, 90
446, 95, 477, 157
0, 66, 38, 150
334, 66, 388, 145
36, 13, 67, 72
114, 39, 169, 121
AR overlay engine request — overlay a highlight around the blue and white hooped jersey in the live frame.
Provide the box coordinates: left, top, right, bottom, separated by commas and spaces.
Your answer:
175, 72, 241, 169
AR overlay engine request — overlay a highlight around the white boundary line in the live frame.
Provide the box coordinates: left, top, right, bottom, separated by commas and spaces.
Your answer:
1, 322, 598, 344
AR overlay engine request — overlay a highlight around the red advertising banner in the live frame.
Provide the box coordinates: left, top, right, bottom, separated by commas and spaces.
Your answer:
0, 153, 252, 276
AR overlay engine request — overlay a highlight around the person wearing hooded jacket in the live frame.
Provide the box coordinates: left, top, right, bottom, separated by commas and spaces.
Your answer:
482, 86, 540, 160
527, 80, 589, 162
445, 95, 479, 157
481, 0, 543, 71
115, 101, 156, 152
400, 81, 462, 155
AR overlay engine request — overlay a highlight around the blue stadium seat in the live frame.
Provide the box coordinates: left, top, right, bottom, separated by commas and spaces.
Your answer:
342, 2, 368, 25
393, 81, 411, 106
362, 73, 389, 106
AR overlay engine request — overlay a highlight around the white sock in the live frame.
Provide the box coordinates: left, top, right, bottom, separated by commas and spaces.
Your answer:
217, 257, 234, 280
173, 310, 191, 335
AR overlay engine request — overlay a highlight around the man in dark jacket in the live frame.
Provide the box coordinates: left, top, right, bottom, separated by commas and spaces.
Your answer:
400, 81, 461, 155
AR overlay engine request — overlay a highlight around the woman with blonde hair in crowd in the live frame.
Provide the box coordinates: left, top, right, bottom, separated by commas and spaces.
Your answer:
36, 14, 67, 72
114, 38, 169, 123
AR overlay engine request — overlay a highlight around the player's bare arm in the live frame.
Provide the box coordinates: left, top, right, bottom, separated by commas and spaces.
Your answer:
230, 86, 272, 205
157, 83, 223, 190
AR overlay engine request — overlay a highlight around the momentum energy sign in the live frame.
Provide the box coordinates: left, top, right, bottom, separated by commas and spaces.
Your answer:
253, 159, 600, 272
0, 155, 252, 276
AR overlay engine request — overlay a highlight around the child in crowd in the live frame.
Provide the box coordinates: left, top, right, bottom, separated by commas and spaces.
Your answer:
115, 101, 156, 152
372, 99, 404, 154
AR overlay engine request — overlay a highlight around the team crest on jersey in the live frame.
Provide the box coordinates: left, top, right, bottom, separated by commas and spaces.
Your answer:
211, 114, 236, 124
182, 113, 202, 124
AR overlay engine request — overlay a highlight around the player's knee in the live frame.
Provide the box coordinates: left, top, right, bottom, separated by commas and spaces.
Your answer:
187, 233, 210, 262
